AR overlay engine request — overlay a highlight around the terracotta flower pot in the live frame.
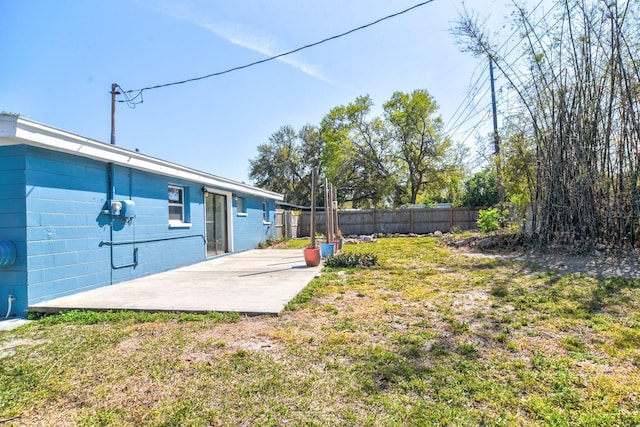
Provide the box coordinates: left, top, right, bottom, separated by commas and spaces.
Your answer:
303, 246, 321, 266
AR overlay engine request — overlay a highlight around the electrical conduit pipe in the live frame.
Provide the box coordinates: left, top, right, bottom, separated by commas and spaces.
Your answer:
4, 295, 15, 319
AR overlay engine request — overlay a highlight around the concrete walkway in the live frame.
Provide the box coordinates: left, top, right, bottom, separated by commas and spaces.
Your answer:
29, 249, 322, 316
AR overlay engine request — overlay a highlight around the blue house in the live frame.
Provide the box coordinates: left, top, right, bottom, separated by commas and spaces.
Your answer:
0, 114, 283, 317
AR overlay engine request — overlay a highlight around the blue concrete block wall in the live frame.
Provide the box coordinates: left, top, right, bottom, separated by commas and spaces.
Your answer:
232, 197, 277, 252
23, 147, 207, 308
25, 147, 112, 307
121, 171, 206, 279
0, 146, 28, 317
2, 143, 278, 316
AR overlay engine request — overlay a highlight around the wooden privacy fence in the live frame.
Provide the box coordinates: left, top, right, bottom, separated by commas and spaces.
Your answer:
275, 210, 300, 240
276, 207, 480, 239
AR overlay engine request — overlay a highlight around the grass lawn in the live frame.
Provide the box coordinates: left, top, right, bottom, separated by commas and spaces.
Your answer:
1, 237, 639, 426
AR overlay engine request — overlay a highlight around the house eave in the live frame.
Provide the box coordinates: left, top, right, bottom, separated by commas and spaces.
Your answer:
0, 115, 283, 201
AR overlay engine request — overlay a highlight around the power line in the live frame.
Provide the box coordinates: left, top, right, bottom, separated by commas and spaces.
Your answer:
443, 66, 490, 137
443, 61, 487, 132
443, 0, 558, 147
117, 0, 435, 103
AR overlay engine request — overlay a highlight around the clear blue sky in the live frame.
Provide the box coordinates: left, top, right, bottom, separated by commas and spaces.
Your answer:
1, 0, 528, 183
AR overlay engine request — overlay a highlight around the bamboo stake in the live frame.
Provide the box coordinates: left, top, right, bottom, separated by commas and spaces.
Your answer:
324, 177, 330, 244
333, 185, 340, 237
310, 167, 317, 248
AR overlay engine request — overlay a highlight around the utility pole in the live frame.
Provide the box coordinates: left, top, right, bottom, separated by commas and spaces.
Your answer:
489, 58, 504, 202
110, 83, 120, 145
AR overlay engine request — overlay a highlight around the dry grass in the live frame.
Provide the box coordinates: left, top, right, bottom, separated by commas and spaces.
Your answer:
1, 237, 639, 426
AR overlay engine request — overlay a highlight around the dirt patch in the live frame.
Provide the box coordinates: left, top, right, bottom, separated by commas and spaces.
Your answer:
180, 316, 286, 363
0, 338, 51, 359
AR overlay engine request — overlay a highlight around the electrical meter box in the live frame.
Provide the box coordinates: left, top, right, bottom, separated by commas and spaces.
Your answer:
120, 200, 136, 218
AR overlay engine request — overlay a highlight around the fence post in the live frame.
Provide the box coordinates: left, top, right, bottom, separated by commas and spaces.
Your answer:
450, 207, 454, 231
410, 209, 414, 234
373, 208, 376, 235
284, 211, 291, 239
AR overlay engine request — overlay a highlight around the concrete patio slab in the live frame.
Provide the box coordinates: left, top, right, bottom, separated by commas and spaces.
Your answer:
29, 249, 322, 316
0, 318, 32, 331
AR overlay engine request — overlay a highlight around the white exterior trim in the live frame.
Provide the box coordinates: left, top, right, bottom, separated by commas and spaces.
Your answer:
0, 115, 284, 201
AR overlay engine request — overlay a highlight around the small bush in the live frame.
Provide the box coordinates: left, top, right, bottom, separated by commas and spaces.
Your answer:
324, 252, 378, 268
477, 208, 502, 233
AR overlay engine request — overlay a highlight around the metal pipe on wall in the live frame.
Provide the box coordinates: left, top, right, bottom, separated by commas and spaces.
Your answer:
106, 162, 138, 271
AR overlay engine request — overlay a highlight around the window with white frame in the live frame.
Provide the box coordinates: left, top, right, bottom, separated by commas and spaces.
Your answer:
262, 201, 268, 223
236, 196, 247, 216
168, 185, 185, 223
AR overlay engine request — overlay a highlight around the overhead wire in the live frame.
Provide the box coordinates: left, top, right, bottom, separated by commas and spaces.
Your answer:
456, 108, 493, 146
116, 0, 435, 104
437, 0, 562, 171
112, 0, 559, 173
441, 65, 493, 148
442, 61, 489, 134
492, 0, 562, 95
441, 0, 560, 154
443, 76, 490, 135
446, 97, 493, 145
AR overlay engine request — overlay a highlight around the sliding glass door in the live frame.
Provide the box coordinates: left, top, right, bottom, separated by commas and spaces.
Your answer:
205, 192, 228, 256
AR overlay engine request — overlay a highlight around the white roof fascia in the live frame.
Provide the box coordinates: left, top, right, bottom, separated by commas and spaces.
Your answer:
0, 115, 283, 201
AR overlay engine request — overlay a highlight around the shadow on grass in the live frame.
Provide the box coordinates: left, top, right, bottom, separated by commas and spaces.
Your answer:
586, 277, 640, 313
489, 268, 639, 318
352, 337, 481, 396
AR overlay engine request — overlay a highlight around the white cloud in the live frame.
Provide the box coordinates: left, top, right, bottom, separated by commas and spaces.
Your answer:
157, 4, 330, 82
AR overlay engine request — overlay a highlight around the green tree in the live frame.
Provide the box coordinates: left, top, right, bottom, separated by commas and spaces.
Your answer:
250, 92, 464, 210
321, 95, 398, 208
384, 90, 452, 204
459, 167, 498, 207
249, 125, 311, 206
298, 124, 324, 173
